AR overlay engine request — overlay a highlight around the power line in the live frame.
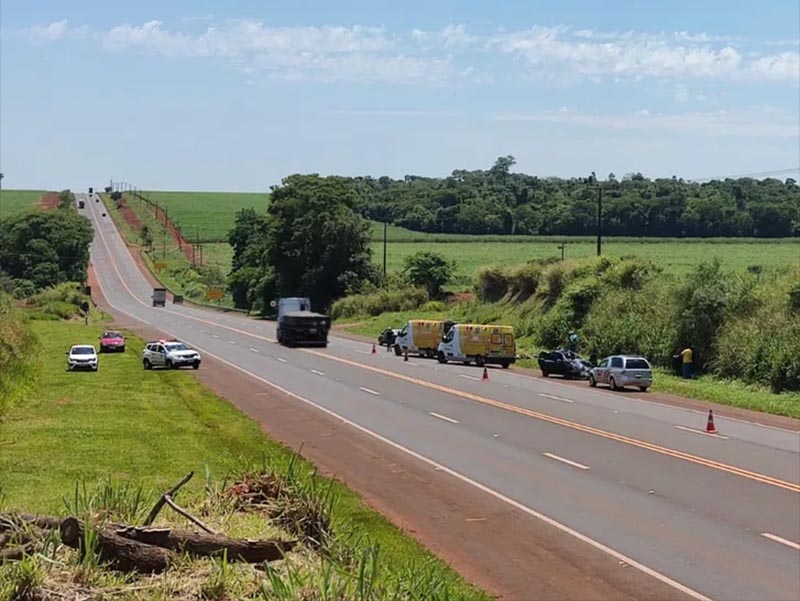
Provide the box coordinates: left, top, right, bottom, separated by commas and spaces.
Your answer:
690, 167, 799, 183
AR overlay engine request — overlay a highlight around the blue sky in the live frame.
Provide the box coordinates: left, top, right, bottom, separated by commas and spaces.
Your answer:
1, 0, 798, 191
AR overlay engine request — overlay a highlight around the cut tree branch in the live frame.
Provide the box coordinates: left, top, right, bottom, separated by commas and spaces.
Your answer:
143, 471, 194, 526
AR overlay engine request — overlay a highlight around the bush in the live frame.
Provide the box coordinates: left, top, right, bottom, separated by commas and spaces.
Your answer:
25, 283, 92, 319
474, 267, 508, 303
403, 251, 455, 298
507, 263, 543, 302
0, 293, 37, 419
330, 287, 429, 319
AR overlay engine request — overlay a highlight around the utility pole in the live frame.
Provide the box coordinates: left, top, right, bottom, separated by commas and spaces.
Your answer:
596, 185, 603, 257
0, 172, 4, 218
383, 220, 388, 276
586, 172, 604, 257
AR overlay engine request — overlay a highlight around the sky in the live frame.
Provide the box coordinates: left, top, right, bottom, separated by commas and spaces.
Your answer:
1, 0, 798, 191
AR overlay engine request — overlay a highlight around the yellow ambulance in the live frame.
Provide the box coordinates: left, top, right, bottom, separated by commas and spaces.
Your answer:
437, 324, 516, 368
394, 320, 454, 358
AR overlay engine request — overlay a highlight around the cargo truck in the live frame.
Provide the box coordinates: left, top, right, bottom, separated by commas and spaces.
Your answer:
394, 319, 454, 358
276, 297, 330, 347
151, 287, 167, 307
437, 323, 516, 368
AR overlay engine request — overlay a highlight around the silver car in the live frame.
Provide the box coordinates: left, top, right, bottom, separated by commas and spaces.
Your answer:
590, 355, 653, 391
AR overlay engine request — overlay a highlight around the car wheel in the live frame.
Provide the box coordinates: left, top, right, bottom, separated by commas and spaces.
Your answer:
166, 359, 174, 370
143, 359, 151, 370
437, 351, 448, 364
589, 375, 597, 387
541, 370, 549, 377
93, 366, 98, 372
394, 345, 402, 356
639, 386, 648, 392
193, 362, 200, 370
120, 346, 125, 353
610, 377, 618, 391
475, 355, 485, 367
501, 361, 510, 369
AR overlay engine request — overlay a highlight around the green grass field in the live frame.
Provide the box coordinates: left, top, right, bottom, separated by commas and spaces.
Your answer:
375, 238, 800, 279
0, 189, 44, 217
143, 191, 268, 242
0, 318, 485, 599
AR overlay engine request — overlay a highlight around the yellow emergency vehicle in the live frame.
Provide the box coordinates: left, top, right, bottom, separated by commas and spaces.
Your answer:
437, 323, 516, 368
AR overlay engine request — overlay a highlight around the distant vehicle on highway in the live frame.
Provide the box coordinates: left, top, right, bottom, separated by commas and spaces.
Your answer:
276, 297, 330, 347
378, 327, 400, 347
151, 287, 167, 307
99, 331, 126, 353
66, 344, 98, 372
590, 355, 653, 391
437, 323, 516, 368
538, 350, 591, 379
142, 339, 201, 370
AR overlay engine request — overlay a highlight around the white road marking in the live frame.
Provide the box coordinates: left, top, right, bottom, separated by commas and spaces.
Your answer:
674, 425, 729, 440
459, 374, 481, 381
92, 212, 712, 601
212, 334, 219, 338
359, 387, 381, 396
539, 393, 574, 404
543, 452, 590, 470
249, 348, 259, 353
429, 412, 460, 424
277, 357, 288, 363
229, 340, 237, 345
407, 361, 420, 366
311, 369, 325, 376
355, 350, 372, 355
761, 533, 800, 550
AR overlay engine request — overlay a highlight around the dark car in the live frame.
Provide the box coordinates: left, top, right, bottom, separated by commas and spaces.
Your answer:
378, 327, 400, 347
538, 350, 591, 379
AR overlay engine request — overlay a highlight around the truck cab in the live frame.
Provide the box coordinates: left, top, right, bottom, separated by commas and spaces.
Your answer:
276, 297, 330, 347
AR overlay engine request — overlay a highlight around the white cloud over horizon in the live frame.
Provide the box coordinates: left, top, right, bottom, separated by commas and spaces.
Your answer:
21, 19, 800, 86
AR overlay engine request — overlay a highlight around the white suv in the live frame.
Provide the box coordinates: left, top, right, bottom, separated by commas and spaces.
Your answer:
67, 344, 99, 371
590, 355, 653, 391
142, 340, 201, 370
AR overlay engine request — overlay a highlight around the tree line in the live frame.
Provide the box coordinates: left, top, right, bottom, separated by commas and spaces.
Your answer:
354, 157, 799, 237
0, 204, 93, 298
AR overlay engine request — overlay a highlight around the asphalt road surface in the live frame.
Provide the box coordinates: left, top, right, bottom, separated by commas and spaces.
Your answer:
80, 193, 800, 601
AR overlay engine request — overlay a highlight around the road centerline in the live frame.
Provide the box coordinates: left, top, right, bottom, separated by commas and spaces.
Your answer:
543, 452, 590, 470
430, 412, 460, 424
359, 386, 381, 396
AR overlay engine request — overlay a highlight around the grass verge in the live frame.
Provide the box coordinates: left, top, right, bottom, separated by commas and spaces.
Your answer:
0, 317, 486, 599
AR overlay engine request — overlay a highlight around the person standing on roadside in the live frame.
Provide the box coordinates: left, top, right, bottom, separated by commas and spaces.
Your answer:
680, 346, 694, 379
568, 331, 579, 352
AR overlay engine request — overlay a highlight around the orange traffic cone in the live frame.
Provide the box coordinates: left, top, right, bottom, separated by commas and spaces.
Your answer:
482, 367, 489, 381
371, 344, 376, 355
706, 410, 718, 434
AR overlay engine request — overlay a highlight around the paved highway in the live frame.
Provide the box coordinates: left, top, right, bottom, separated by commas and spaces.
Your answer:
81, 193, 800, 601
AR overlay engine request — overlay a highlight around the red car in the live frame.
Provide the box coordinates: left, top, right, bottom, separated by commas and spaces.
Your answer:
99, 331, 126, 353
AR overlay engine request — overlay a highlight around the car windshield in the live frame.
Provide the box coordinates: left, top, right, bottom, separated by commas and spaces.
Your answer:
72, 347, 94, 355
626, 358, 650, 369
165, 343, 190, 352
103, 332, 122, 338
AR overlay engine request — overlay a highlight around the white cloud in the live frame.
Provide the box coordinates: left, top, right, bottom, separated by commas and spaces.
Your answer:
98, 19, 458, 83
493, 26, 799, 83
492, 107, 799, 138
674, 84, 690, 102
26, 19, 86, 43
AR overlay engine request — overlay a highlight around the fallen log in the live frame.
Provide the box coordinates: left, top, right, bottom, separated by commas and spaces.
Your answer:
115, 526, 296, 563
0, 513, 62, 531
60, 517, 172, 574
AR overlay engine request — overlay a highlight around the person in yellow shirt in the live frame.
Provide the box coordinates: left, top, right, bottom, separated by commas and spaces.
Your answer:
680, 347, 693, 379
